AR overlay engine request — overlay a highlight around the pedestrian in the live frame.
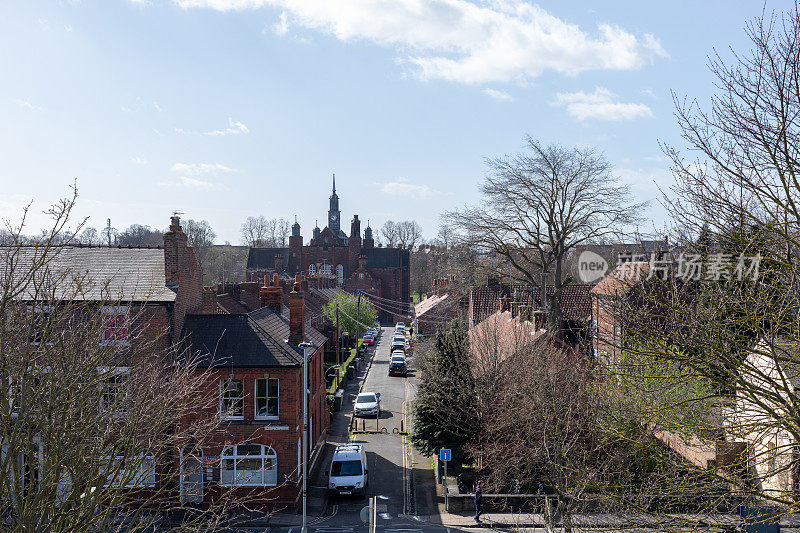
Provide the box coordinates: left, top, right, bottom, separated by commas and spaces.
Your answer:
474, 481, 484, 522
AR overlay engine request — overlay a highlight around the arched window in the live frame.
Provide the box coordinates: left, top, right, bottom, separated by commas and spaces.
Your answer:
221, 444, 277, 486
309, 264, 316, 276
336, 264, 344, 287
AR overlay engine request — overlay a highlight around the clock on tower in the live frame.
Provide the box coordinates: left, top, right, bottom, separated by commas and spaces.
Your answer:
328, 174, 341, 233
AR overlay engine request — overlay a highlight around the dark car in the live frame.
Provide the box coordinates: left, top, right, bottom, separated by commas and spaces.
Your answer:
388, 356, 407, 377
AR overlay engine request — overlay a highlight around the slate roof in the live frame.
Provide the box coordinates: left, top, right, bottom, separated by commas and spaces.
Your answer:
246, 247, 296, 272
364, 248, 409, 268
1, 245, 175, 302
182, 314, 304, 368
249, 306, 328, 348
215, 293, 250, 314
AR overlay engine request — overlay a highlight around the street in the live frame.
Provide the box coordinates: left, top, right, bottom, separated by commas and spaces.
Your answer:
317, 326, 424, 527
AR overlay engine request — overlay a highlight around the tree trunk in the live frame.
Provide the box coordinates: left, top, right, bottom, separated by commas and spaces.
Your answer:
549, 258, 564, 338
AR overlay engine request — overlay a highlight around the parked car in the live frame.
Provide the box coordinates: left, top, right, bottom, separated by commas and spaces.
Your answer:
362, 334, 374, 346
396, 322, 405, 329
389, 355, 407, 377
354, 392, 380, 417
391, 340, 406, 354
328, 444, 368, 497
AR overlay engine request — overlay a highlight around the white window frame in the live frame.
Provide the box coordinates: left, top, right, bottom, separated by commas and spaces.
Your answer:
254, 378, 279, 421
309, 264, 317, 276
98, 366, 130, 416
336, 264, 344, 287
100, 305, 130, 346
220, 444, 277, 487
220, 378, 244, 420
102, 454, 156, 488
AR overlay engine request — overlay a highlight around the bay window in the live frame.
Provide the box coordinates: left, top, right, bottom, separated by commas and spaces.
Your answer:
221, 444, 277, 486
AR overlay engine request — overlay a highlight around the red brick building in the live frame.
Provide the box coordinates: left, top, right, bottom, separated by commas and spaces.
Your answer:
181, 274, 329, 511
246, 177, 410, 324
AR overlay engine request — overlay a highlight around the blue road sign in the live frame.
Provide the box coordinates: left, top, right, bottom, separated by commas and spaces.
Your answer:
440, 449, 451, 462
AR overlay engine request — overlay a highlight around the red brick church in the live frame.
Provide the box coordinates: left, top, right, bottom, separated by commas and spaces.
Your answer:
246, 176, 410, 323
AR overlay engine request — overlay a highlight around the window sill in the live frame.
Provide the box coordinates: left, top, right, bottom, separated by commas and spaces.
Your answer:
253, 417, 280, 423
221, 483, 277, 488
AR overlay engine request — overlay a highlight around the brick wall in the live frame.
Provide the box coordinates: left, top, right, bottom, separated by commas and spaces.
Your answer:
164, 216, 203, 343
182, 344, 328, 510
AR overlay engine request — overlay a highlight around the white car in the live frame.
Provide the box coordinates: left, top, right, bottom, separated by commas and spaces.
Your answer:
354, 392, 381, 417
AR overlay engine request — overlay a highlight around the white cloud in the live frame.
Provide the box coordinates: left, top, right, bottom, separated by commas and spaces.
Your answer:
273, 10, 289, 35
202, 117, 250, 136
641, 88, 656, 99
153, 101, 162, 112
178, 176, 215, 189
553, 87, 652, 122
16, 99, 43, 111
171, 162, 237, 176
38, 18, 50, 31
64, 25, 73, 32
482, 88, 514, 102
172, 0, 667, 85
165, 162, 236, 191
131, 157, 148, 165
380, 178, 437, 200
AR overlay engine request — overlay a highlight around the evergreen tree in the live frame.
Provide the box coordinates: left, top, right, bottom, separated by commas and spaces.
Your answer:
411, 320, 478, 464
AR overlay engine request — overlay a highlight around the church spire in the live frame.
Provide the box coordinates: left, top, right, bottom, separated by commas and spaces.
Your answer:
332, 173, 336, 194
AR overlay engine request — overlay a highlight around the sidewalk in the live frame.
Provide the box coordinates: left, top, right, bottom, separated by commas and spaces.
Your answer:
265, 346, 377, 527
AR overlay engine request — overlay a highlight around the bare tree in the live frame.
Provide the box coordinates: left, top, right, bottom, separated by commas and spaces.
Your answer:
597, 5, 800, 520
0, 194, 260, 531
183, 218, 216, 266
443, 138, 645, 336
396, 220, 423, 250
240, 216, 269, 247
117, 224, 163, 246
78, 227, 99, 245
276, 219, 290, 247
240, 216, 291, 247
380, 221, 398, 248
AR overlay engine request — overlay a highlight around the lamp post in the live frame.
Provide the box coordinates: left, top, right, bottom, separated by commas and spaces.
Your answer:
298, 342, 314, 533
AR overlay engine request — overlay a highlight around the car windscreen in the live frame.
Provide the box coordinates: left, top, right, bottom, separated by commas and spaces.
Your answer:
391, 357, 405, 363
357, 394, 376, 403
331, 460, 363, 476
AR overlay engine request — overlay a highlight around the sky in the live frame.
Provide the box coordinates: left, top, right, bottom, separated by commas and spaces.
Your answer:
0, 1, 793, 244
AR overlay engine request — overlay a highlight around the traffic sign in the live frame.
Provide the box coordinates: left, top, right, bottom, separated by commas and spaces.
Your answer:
440, 448, 451, 462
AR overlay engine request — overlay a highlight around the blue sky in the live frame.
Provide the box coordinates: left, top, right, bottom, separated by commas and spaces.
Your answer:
0, 1, 791, 243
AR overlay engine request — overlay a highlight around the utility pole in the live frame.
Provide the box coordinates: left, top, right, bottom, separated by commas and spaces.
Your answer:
357, 292, 361, 341
299, 342, 314, 533
335, 304, 341, 368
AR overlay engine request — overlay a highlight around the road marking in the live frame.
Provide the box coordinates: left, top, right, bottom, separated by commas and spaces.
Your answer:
314, 528, 353, 532
379, 513, 392, 519
384, 529, 422, 532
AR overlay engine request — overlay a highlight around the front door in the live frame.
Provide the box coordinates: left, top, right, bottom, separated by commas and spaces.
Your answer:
181, 448, 203, 504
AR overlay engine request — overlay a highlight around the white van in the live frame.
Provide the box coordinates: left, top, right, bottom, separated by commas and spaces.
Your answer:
328, 444, 368, 496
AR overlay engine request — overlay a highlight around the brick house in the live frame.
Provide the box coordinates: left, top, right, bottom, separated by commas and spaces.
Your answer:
245, 177, 411, 324
180, 274, 329, 510
2, 215, 204, 501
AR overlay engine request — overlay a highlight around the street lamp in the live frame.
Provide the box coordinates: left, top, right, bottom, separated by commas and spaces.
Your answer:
298, 342, 314, 533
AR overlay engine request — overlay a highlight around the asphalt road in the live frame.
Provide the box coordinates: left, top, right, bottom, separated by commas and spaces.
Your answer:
325, 327, 418, 527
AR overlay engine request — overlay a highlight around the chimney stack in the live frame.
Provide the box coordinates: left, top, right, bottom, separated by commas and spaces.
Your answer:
288, 274, 304, 346
260, 274, 283, 313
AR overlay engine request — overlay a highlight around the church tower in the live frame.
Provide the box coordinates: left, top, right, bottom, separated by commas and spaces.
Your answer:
328, 174, 341, 234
